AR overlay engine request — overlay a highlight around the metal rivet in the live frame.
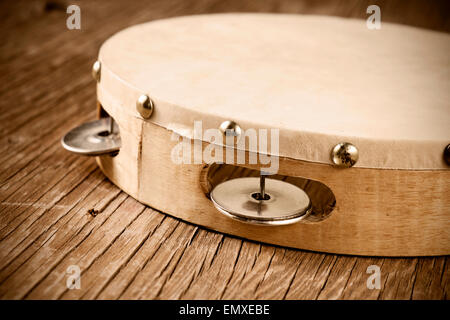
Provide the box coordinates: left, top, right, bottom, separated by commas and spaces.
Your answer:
444, 144, 450, 166
136, 94, 154, 119
219, 120, 241, 145
331, 142, 359, 167
92, 60, 101, 82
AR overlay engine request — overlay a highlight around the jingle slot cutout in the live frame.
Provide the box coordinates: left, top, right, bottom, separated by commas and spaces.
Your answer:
204, 164, 336, 225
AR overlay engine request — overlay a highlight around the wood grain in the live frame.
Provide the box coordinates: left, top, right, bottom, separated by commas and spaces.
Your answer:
0, 0, 448, 300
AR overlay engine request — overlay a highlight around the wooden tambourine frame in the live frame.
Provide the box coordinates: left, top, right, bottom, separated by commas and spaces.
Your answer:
96, 101, 449, 257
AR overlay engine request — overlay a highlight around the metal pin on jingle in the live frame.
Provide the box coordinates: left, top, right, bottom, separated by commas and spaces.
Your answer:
259, 174, 265, 200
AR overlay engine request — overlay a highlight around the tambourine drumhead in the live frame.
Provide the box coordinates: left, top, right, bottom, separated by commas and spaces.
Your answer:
98, 14, 450, 170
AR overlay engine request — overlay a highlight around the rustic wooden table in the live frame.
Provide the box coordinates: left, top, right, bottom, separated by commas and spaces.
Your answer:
0, 0, 448, 300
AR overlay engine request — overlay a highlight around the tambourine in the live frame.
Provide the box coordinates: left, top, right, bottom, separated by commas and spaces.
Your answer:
62, 14, 450, 256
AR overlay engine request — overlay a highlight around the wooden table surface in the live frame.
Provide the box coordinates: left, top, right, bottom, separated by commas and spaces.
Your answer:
0, 0, 448, 300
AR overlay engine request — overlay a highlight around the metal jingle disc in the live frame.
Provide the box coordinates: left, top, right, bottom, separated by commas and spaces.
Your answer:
210, 177, 312, 225
61, 118, 121, 156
